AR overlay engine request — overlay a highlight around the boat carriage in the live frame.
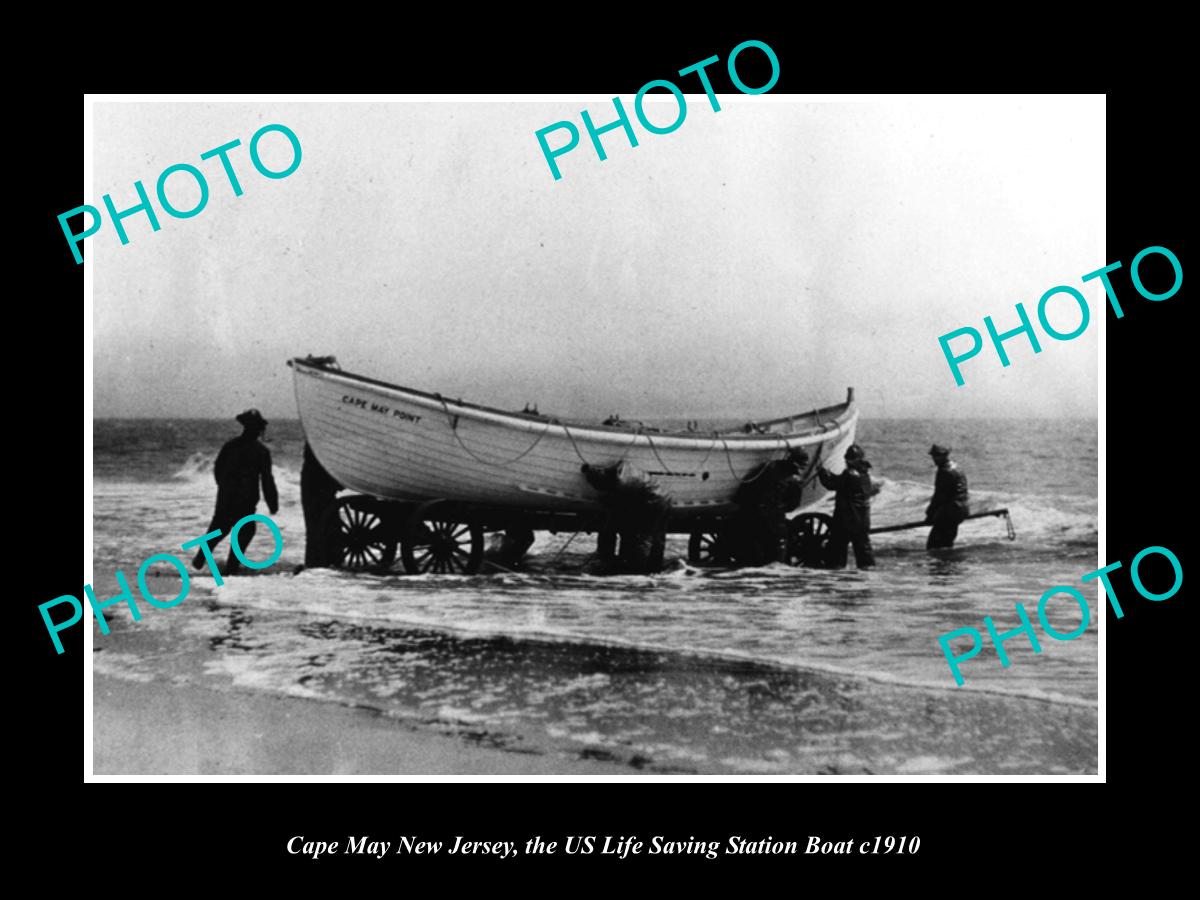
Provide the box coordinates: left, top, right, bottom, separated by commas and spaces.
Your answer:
289, 356, 860, 573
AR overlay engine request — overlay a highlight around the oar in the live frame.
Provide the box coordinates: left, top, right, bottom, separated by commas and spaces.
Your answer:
869, 508, 1015, 539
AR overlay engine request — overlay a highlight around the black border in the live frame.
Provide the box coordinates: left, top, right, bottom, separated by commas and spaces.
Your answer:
27, 25, 1188, 883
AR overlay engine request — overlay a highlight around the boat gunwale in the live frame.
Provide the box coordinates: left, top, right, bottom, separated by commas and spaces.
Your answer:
290, 357, 857, 450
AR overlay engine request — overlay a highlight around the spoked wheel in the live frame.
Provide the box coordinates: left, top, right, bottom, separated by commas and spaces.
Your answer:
688, 530, 734, 566
326, 496, 398, 571
402, 517, 485, 575
787, 512, 833, 567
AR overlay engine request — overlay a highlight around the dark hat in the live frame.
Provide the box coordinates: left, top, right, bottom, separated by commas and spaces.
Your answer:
236, 408, 268, 429
844, 443, 866, 461
929, 444, 951, 457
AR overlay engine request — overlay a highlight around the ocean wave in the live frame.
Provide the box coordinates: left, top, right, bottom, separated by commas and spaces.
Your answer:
170, 450, 301, 486
211, 573, 1097, 710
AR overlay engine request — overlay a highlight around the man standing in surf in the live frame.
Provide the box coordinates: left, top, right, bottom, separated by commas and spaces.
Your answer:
193, 409, 280, 574
817, 444, 877, 569
925, 444, 970, 549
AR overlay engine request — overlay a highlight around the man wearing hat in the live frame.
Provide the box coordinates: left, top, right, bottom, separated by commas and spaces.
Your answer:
925, 444, 969, 549
817, 444, 876, 569
193, 409, 279, 573
733, 446, 811, 565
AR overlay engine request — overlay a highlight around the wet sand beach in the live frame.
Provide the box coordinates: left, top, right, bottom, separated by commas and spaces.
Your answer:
94, 671, 634, 776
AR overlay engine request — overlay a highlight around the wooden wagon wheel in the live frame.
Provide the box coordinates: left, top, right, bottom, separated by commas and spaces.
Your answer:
688, 530, 734, 566
787, 512, 833, 567
401, 502, 484, 575
324, 496, 398, 571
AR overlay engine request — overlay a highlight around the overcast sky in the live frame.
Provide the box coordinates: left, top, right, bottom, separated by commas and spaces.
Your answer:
91, 97, 1103, 420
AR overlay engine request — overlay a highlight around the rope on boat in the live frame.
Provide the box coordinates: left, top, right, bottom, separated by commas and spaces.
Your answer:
800, 442, 825, 489
616, 430, 641, 462
438, 397, 550, 467
719, 437, 741, 481
438, 399, 837, 485
696, 433, 720, 470
720, 436, 788, 484
617, 428, 719, 475
717, 425, 832, 487
643, 431, 675, 474
557, 420, 593, 467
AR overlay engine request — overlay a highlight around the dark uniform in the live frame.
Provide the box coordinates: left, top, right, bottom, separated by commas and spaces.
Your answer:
817, 445, 876, 569
301, 441, 342, 567
926, 444, 969, 549
582, 461, 673, 573
733, 449, 809, 565
194, 409, 279, 572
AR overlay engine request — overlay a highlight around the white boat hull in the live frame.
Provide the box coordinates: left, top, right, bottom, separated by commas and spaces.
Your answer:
290, 358, 859, 519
